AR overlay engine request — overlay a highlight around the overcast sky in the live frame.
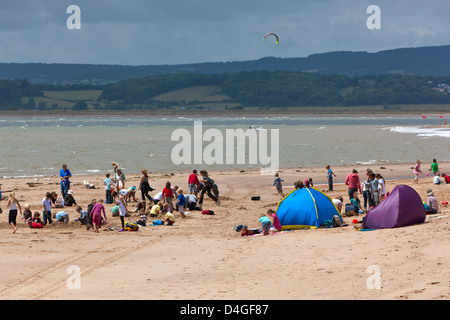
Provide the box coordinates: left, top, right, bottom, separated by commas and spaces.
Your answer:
0, 0, 449, 66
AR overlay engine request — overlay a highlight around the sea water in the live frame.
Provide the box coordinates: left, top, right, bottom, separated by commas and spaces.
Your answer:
0, 115, 448, 178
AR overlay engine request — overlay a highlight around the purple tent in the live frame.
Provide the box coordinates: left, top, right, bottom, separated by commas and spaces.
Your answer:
363, 185, 426, 229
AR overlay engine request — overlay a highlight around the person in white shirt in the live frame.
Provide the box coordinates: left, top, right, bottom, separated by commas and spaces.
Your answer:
332, 196, 343, 214
433, 175, 444, 185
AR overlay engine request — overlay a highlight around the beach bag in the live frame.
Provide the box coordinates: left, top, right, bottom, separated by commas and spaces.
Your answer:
202, 210, 215, 215
234, 225, 247, 232
30, 222, 43, 229
124, 222, 138, 231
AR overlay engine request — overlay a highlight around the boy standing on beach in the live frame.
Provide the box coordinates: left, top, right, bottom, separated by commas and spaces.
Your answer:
42, 192, 53, 226
326, 165, 337, 191
188, 170, 200, 197
176, 188, 187, 218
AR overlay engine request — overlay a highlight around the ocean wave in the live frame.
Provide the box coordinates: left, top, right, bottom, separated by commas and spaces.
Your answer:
389, 126, 450, 138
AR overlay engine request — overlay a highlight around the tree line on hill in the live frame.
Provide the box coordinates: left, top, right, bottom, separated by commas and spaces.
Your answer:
1, 71, 450, 110
1, 45, 449, 84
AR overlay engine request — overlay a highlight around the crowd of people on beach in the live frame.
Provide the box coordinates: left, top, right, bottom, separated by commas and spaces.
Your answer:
1, 158, 447, 235
0, 162, 222, 234
269, 159, 447, 231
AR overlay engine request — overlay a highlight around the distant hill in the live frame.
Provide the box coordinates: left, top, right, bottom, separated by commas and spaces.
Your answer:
1, 45, 450, 84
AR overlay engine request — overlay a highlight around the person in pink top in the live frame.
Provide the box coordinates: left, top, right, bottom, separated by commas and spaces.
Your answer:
345, 169, 362, 201
267, 209, 282, 233
413, 160, 422, 184
90, 200, 107, 233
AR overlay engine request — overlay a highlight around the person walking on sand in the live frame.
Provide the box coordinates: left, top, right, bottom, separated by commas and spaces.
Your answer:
139, 169, 154, 202
345, 169, 362, 201
273, 173, 284, 197
6, 192, 22, 234
198, 170, 220, 210
413, 160, 422, 184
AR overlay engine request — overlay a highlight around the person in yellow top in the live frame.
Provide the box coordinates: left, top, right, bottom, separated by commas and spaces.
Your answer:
150, 203, 161, 217
163, 211, 175, 225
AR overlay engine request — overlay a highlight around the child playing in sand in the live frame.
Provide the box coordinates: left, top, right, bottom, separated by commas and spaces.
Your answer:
6, 192, 22, 234
442, 173, 450, 184
413, 160, 422, 184
32, 212, 42, 224
351, 192, 365, 215
163, 210, 176, 225
267, 209, 282, 234
90, 199, 107, 233
23, 203, 32, 222
326, 165, 337, 191
332, 196, 344, 214
304, 178, 314, 188
426, 189, 439, 214
273, 173, 284, 197
150, 202, 161, 217
176, 188, 187, 218
259, 214, 272, 236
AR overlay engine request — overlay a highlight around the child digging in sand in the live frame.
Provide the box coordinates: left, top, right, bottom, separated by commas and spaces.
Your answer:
259, 214, 272, 236
267, 209, 282, 234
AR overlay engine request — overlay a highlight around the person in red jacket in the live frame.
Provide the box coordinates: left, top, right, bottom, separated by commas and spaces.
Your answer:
188, 170, 201, 197
162, 181, 174, 212
442, 173, 450, 184
345, 169, 362, 201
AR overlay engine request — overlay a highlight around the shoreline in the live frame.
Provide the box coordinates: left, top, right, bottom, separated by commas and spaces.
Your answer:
1, 110, 449, 118
3, 160, 450, 181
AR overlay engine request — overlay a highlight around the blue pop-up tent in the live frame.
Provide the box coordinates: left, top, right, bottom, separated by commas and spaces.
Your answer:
276, 188, 342, 229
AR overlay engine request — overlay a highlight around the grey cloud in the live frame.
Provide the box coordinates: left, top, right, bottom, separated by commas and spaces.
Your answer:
0, 0, 448, 65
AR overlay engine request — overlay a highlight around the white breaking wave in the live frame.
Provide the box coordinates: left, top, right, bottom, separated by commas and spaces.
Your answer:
389, 126, 450, 138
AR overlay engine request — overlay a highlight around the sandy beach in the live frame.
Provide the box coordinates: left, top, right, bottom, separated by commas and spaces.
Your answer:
0, 162, 448, 300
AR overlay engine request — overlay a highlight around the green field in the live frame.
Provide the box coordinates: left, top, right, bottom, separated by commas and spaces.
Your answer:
153, 85, 230, 103
43, 90, 103, 101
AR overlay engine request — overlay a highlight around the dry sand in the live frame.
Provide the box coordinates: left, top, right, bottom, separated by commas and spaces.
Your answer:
0, 162, 448, 300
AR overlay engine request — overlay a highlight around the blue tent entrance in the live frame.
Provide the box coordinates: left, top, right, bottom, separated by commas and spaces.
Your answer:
276, 188, 342, 229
